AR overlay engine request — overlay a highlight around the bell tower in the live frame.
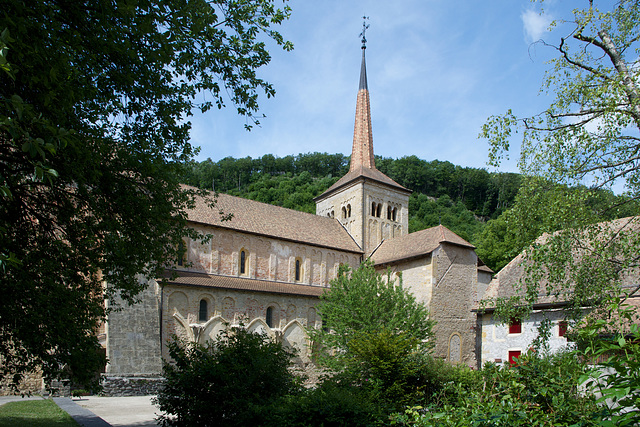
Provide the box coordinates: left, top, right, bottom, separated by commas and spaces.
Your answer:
315, 19, 411, 254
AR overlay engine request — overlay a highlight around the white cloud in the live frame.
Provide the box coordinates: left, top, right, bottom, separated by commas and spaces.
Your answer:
522, 9, 552, 43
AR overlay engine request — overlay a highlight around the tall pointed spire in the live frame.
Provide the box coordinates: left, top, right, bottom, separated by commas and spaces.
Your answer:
350, 17, 376, 171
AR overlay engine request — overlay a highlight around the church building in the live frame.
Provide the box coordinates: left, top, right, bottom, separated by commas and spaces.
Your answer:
101, 41, 492, 395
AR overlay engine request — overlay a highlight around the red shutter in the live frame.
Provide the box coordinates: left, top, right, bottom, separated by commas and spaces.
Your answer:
509, 319, 522, 334
508, 350, 521, 366
559, 321, 568, 337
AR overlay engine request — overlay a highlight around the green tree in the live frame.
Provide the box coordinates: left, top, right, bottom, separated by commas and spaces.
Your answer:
481, 0, 640, 314
0, 0, 292, 389
309, 260, 435, 370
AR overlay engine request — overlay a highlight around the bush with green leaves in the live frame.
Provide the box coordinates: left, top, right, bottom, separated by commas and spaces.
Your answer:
154, 327, 299, 427
577, 299, 640, 427
345, 329, 423, 408
265, 379, 382, 427
339, 329, 481, 412
391, 351, 600, 427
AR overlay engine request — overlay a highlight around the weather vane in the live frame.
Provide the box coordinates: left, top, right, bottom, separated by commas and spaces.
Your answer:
360, 16, 369, 49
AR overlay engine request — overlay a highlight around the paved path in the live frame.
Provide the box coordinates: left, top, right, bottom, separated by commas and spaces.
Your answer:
1, 395, 162, 427
74, 396, 161, 427
54, 398, 112, 427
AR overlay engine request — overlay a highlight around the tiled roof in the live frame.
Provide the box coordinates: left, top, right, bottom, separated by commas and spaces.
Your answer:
478, 264, 494, 274
351, 64, 375, 170
315, 165, 410, 201
162, 270, 325, 298
184, 186, 362, 254
371, 224, 475, 266
479, 217, 640, 310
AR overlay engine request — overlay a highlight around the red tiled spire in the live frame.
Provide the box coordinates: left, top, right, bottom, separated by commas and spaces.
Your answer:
350, 48, 376, 171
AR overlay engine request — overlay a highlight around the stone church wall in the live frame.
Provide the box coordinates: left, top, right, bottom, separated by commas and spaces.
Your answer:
180, 224, 360, 286
429, 243, 479, 367
381, 256, 434, 308
363, 181, 409, 253
104, 225, 358, 385
316, 182, 364, 248
0, 368, 44, 396
162, 285, 320, 363
315, 180, 410, 254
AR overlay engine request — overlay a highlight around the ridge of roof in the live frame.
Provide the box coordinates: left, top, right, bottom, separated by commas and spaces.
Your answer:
371, 224, 474, 266
183, 185, 363, 254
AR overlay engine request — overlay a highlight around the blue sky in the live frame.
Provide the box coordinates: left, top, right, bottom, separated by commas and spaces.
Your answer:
189, 0, 566, 173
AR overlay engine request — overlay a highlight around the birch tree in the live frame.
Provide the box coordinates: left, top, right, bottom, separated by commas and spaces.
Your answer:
481, 0, 640, 318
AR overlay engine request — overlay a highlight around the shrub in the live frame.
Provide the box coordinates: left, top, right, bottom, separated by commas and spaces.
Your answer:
267, 380, 381, 427
578, 300, 640, 426
412, 354, 482, 407
154, 327, 298, 427
391, 351, 599, 426
342, 329, 479, 411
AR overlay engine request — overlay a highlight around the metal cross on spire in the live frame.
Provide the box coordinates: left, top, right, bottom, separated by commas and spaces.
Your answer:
360, 16, 369, 49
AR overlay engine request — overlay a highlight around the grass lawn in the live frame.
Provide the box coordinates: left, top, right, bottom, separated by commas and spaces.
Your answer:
0, 399, 79, 427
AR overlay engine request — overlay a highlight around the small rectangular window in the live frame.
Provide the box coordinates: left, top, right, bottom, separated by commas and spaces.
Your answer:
177, 240, 187, 266
508, 350, 521, 366
266, 307, 273, 328
558, 321, 568, 337
509, 319, 522, 334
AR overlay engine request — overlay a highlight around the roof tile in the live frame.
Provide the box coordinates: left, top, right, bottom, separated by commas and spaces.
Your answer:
371, 224, 474, 265
185, 186, 362, 253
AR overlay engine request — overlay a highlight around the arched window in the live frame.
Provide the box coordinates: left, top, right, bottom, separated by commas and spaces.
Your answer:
198, 299, 208, 322
177, 239, 187, 266
387, 206, 392, 219
376, 204, 382, 218
371, 202, 376, 216
346, 204, 351, 217
341, 206, 347, 219
266, 306, 274, 328
239, 249, 247, 275
330, 210, 334, 218
392, 207, 397, 221
295, 258, 302, 282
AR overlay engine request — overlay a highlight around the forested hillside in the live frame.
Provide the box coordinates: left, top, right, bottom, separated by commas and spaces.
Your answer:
181, 153, 516, 265
182, 152, 637, 272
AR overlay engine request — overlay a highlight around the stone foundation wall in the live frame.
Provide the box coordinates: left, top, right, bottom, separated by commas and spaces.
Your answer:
0, 370, 44, 396
100, 374, 164, 396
